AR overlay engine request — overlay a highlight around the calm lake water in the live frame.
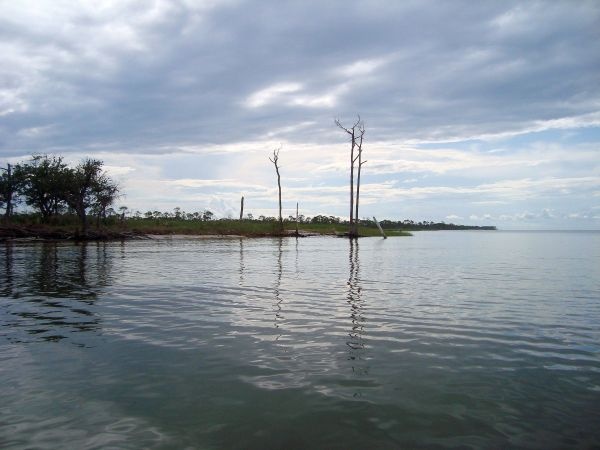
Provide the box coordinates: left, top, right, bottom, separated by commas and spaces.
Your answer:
1, 231, 599, 449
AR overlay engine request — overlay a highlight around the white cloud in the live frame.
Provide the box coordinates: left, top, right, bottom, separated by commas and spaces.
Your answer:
1, 1, 599, 229
168, 178, 267, 192
469, 214, 491, 221
244, 82, 303, 108
336, 57, 389, 77
104, 165, 135, 176
404, 111, 600, 145
289, 93, 337, 108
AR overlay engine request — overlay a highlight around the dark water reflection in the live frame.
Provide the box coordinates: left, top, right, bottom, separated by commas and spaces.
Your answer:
1, 232, 600, 449
1, 242, 111, 345
347, 239, 368, 379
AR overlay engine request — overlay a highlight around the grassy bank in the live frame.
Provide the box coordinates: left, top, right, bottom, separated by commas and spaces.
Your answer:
0, 217, 411, 240
110, 218, 410, 237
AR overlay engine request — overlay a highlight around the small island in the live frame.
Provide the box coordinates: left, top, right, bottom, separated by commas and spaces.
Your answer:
1, 153, 495, 242
0, 214, 497, 242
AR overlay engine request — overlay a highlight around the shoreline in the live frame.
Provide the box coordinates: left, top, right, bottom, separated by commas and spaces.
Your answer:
0, 225, 344, 242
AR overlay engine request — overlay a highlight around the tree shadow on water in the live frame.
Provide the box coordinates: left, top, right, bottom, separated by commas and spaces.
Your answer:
0, 242, 112, 345
347, 239, 369, 381
273, 237, 284, 343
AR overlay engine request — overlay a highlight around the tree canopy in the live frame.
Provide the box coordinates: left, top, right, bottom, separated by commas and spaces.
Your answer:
1, 155, 119, 234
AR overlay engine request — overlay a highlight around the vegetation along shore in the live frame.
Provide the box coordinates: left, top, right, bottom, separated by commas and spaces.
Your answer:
1, 149, 495, 242
0, 212, 496, 242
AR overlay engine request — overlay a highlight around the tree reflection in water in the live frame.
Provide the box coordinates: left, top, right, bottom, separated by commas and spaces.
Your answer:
347, 239, 368, 378
0, 242, 112, 345
1, 242, 14, 298
238, 237, 245, 285
273, 237, 284, 342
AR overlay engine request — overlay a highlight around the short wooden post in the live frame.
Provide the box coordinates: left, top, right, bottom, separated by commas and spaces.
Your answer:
239, 196, 244, 220
373, 216, 387, 239
295, 202, 299, 236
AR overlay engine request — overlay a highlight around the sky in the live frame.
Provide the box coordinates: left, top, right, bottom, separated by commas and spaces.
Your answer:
1, 0, 599, 229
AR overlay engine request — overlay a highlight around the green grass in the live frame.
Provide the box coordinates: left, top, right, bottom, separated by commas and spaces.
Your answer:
125, 219, 410, 237
292, 222, 410, 237
126, 218, 284, 236
1, 215, 412, 238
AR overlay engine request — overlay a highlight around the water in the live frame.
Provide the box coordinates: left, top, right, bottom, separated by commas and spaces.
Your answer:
1, 231, 599, 449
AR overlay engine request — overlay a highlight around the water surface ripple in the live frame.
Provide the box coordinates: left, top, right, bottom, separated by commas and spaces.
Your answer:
1, 231, 599, 449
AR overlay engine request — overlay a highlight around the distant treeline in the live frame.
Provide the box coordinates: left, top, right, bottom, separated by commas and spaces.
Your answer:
376, 219, 496, 231
77, 209, 494, 231
299, 215, 496, 230
1, 203, 495, 233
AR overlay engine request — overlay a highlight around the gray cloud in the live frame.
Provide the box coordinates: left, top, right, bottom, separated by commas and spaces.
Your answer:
1, 0, 599, 155
1, 1, 599, 229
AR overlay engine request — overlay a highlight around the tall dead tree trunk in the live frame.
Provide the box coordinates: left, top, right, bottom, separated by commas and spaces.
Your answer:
350, 129, 355, 234
354, 129, 366, 230
336, 117, 365, 238
239, 196, 244, 220
269, 148, 283, 232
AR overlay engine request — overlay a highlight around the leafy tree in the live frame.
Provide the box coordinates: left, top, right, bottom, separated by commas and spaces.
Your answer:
18, 155, 69, 222
62, 159, 117, 235
311, 215, 328, 224
93, 175, 120, 227
0, 163, 25, 219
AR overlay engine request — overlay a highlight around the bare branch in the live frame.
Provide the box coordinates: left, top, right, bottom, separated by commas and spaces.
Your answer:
334, 118, 353, 135
335, 115, 366, 238
268, 146, 281, 164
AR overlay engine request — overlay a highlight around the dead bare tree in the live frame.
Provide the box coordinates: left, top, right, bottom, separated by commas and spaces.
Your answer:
335, 116, 365, 237
295, 202, 299, 236
269, 147, 283, 232
354, 126, 366, 231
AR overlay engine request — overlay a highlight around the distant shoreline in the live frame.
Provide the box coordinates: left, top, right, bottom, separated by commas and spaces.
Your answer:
0, 220, 504, 242
0, 224, 410, 242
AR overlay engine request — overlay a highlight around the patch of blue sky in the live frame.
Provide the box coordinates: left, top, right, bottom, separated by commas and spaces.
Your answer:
497, 127, 600, 148
416, 126, 600, 153
416, 140, 482, 151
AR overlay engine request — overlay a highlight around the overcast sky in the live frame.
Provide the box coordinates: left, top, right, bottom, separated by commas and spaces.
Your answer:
1, 0, 599, 229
